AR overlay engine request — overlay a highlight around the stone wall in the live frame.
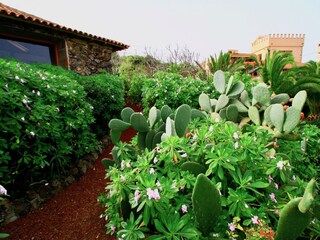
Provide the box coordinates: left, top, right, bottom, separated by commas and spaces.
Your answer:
66, 38, 113, 75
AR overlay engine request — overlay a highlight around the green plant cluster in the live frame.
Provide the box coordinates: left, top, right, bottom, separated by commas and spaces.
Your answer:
142, 71, 217, 113
100, 117, 320, 239
34, 63, 125, 138
0, 58, 124, 195
100, 70, 320, 239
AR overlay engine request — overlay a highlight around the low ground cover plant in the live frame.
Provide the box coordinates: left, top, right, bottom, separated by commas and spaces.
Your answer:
100, 71, 320, 239
0, 59, 100, 195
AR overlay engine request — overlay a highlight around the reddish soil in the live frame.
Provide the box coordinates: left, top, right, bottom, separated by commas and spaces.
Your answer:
1, 104, 141, 240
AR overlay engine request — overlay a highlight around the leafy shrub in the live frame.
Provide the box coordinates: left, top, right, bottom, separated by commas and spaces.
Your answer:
127, 75, 149, 104
33, 63, 125, 138
77, 73, 125, 137
0, 59, 99, 194
100, 117, 320, 239
142, 71, 216, 113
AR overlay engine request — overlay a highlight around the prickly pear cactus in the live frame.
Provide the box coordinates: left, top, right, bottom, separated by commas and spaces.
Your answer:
175, 104, 191, 137
192, 174, 222, 236
275, 178, 317, 240
180, 162, 207, 177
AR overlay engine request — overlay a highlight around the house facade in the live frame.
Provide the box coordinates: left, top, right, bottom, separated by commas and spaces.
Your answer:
251, 34, 305, 64
0, 3, 129, 75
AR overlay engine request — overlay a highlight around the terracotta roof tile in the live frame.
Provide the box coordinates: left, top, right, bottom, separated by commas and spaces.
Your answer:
0, 3, 129, 49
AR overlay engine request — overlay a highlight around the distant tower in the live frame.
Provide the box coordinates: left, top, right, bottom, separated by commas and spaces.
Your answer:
251, 34, 305, 64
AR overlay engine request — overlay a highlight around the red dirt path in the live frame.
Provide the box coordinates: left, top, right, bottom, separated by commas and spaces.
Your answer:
1, 105, 141, 240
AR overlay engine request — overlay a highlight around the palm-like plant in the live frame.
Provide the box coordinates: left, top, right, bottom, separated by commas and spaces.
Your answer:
285, 61, 320, 114
196, 51, 245, 79
259, 50, 295, 93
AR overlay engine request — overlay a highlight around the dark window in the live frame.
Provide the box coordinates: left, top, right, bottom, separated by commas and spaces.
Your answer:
0, 37, 55, 64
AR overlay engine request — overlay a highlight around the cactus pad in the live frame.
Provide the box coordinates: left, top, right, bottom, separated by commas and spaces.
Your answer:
199, 93, 212, 113
275, 197, 312, 240
108, 119, 131, 132
226, 104, 239, 122
252, 83, 271, 106
121, 107, 135, 123
248, 106, 261, 125
271, 93, 290, 105
228, 81, 245, 97
110, 130, 122, 144
283, 107, 300, 134
213, 70, 226, 94
149, 106, 160, 128
161, 105, 172, 122
215, 94, 229, 112
130, 113, 149, 132
175, 104, 191, 137
192, 174, 222, 236
180, 162, 207, 177
292, 90, 307, 111
270, 104, 285, 132
191, 109, 207, 120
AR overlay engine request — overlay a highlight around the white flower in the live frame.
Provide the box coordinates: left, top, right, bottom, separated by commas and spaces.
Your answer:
21, 117, 25, 121
233, 132, 239, 139
126, 162, 131, 168
0, 185, 7, 195
110, 225, 116, 231
268, 175, 273, 183
37, 91, 40, 96
181, 153, 187, 158
15, 76, 20, 80
277, 161, 284, 170
47, 84, 50, 88
121, 160, 125, 169
149, 168, 155, 174
120, 175, 126, 181
234, 141, 239, 149
72, 90, 77, 94
5, 84, 8, 88
292, 175, 296, 181
181, 204, 188, 213
22, 99, 28, 105
209, 125, 214, 132
153, 157, 158, 164
253, 136, 257, 142
30, 131, 35, 137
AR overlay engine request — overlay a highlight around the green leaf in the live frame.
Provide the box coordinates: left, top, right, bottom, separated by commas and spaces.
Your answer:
248, 182, 269, 188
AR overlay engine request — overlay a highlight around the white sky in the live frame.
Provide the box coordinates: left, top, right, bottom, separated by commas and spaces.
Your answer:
1, 0, 319, 62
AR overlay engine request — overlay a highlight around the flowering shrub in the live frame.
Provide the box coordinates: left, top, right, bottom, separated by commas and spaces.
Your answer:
99, 117, 320, 239
0, 59, 99, 194
142, 71, 217, 113
33, 64, 125, 137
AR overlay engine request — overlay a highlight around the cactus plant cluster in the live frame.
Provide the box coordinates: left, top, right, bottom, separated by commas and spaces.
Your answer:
199, 70, 307, 137
108, 104, 206, 152
275, 178, 319, 240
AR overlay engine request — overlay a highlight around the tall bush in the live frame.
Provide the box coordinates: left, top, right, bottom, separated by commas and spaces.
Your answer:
0, 59, 98, 194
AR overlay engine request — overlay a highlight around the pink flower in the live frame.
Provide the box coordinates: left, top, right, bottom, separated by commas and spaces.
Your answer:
274, 183, 279, 190
251, 216, 260, 224
110, 225, 116, 232
181, 204, 188, 213
146, 188, 153, 200
228, 222, 236, 232
153, 189, 161, 200
234, 142, 239, 149
268, 175, 273, 184
126, 162, 131, 168
269, 193, 277, 203
134, 190, 141, 203
149, 168, 155, 174
0, 185, 7, 195
193, 133, 198, 140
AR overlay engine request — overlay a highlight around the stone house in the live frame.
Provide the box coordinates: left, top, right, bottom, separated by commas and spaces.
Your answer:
0, 3, 129, 75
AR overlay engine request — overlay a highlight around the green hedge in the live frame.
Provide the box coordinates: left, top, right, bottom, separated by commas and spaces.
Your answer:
0, 59, 124, 194
142, 71, 217, 112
